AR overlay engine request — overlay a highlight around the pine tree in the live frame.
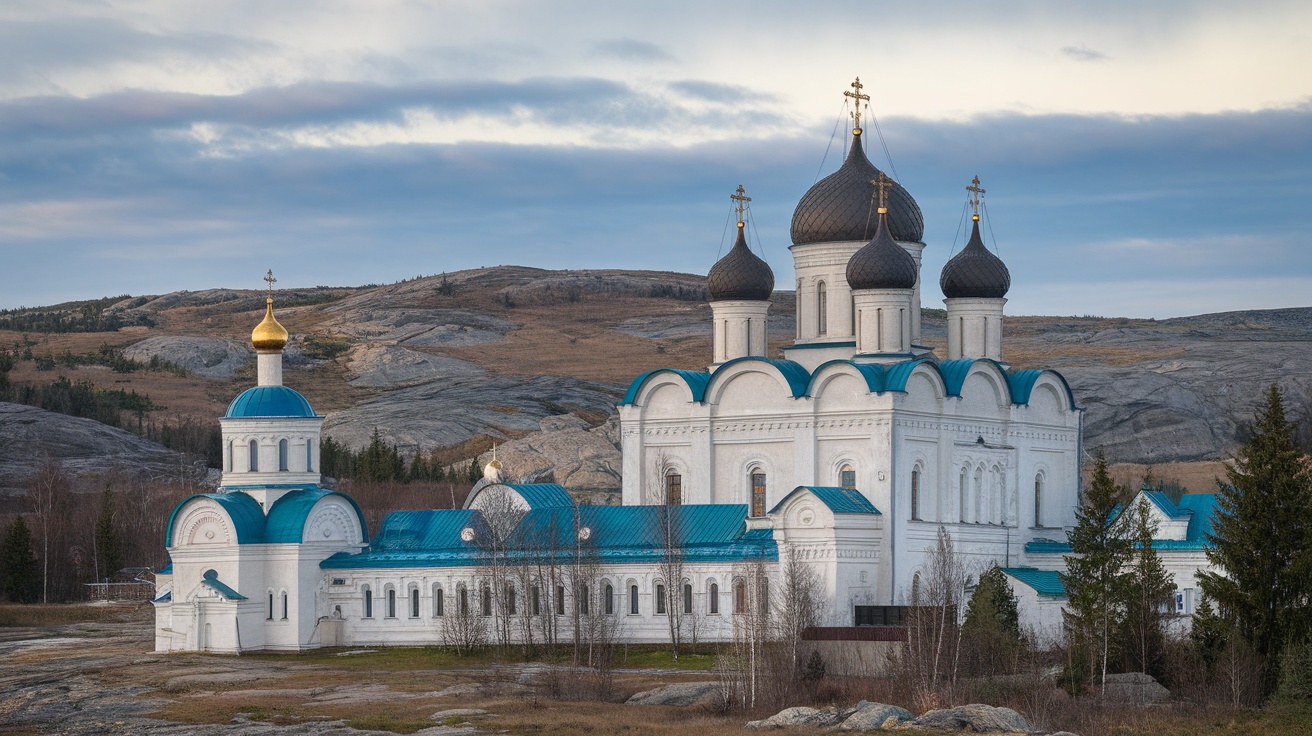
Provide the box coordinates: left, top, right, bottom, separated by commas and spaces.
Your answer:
1061, 455, 1131, 693
962, 564, 1023, 675
94, 486, 124, 581
0, 516, 40, 603
1119, 497, 1175, 678
408, 448, 429, 483
1198, 384, 1312, 696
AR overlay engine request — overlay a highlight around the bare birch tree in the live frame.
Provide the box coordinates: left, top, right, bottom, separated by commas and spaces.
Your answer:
903, 525, 969, 709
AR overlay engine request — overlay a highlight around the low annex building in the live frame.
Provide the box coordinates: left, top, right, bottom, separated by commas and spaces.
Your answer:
153, 80, 1220, 653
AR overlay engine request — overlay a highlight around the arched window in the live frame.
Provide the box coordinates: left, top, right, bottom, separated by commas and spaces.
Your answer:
505, 584, 516, 615
683, 583, 693, 615
531, 585, 541, 616
579, 585, 590, 615
281, 591, 289, 620
278, 439, 289, 471
306, 440, 314, 473
481, 585, 492, 617
840, 464, 856, 490
629, 584, 639, 615
555, 585, 566, 615
1034, 473, 1044, 527
817, 281, 828, 335
911, 573, 922, 604
665, 470, 682, 506
974, 467, 984, 523
751, 470, 767, 517
410, 588, 420, 618
734, 580, 747, 613
959, 468, 968, 523
248, 439, 259, 472
458, 586, 469, 616
910, 467, 921, 521
226, 440, 234, 472
386, 587, 397, 618
655, 583, 667, 615
434, 585, 444, 617
362, 586, 373, 619
851, 293, 857, 335
267, 591, 274, 620
709, 583, 720, 614
604, 583, 614, 615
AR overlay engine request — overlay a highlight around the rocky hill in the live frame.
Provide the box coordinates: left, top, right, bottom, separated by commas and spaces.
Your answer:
3, 266, 1310, 496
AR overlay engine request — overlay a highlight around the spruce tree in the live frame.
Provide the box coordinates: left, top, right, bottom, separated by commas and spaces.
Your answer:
1198, 384, 1312, 696
962, 564, 1023, 674
1061, 455, 1131, 693
1, 516, 40, 603
1119, 497, 1175, 678
94, 486, 124, 581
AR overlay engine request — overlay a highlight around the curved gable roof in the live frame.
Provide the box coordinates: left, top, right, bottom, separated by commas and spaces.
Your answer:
769, 486, 881, 515
265, 488, 368, 544
165, 492, 266, 546
621, 368, 711, 406
1008, 369, 1079, 411
709, 356, 810, 399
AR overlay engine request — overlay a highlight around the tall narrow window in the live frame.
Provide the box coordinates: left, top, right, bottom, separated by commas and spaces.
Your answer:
751, 472, 767, 517
683, 583, 693, 615
282, 592, 289, 620
709, 583, 720, 614
458, 587, 469, 616
910, 468, 921, 521
817, 281, 828, 335
1034, 474, 1043, 527
840, 465, 856, 490
959, 469, 968, 523
629, 584, 639, 615
278, 439, 289, 471
363, 587, 373, 618
604, 583, 614, 615
267, 592, 274, 620
851, 294, 857, 335
505, 584, 516, 615
410, 588, 420, 618
555, 585, 566, 615
531, 585, 541, 616
734, 581, 747, 613
387, 588, 396, 618
306, 440, 314, 473
656, 584, 667, 614
226, 440, 234, 472
435, 587, 444, 617
248, 439, 259, 472
579, 585, 590, 615
481, 585, 492, 616
665, 471, 682, 505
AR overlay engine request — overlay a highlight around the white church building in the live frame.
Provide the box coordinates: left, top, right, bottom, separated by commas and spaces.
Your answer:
153, 80, 1218, 653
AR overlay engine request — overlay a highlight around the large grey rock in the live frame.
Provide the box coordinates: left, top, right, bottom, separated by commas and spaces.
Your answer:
1101, 672, 1170, 703
346, 345, 483, 388
838, 701, 914, 730
474, 415, 621, 493
625, 681, 718, 707
325, 307, 514, 346
122, 335, 252, 378
911, 704, 1033, 733
746, 706, 845, 729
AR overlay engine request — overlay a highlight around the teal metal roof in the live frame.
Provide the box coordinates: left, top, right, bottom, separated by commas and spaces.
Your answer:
199, 569, 247, 600
225, 385, 317, 418
152, 590, 172, 603
1002, 567, 1066, 598
159, 563, 173, 575
770, 486, 881, 515
1008, 368, 1079, 411
711, 357, 810, 398
1178, 493, 1218, 544
1024, 538, 1072, 554
321, 503, 777, 570
165, 492, 266, 546
621, 369, 711, 405
265, 488, 368, 543
504, 483, 575, 509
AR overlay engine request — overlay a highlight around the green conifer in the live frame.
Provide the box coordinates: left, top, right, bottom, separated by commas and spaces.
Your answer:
962, 564, 1023, 674
94, 486, 124, 580
1120, 496, 1175, 678
0, 516, 40, 602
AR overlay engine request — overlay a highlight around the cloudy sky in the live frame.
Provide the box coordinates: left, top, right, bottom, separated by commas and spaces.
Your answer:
1, 1, 1309, 318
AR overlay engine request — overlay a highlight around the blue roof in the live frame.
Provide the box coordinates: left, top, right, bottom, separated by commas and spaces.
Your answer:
265, 488, 368, 543
1179, 493, 1219, 545
166, 492, 267, 546
621, 369, 711, 405
152, 590, 172, 603
503, 483, 575, 509
1024, 538, 1072, 554
1003, 567, 1066, 598
225, 385, 317, 418
322, 503, 777, 570
770, 486, 881, 515
158, 563, 173, 575
199, 569, 247, 600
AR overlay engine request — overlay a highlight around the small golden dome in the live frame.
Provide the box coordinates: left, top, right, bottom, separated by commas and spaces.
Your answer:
251, 297, 289, 351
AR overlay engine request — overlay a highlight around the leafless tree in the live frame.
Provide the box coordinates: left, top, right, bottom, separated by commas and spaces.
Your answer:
27, 455, 70, 603
903, 525, 969, 709
440, 583, 487, 654
471, 486, 526, 651
778, 544, 825, 679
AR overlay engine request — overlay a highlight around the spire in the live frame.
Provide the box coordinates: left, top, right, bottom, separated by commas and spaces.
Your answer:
844, 76, 870, 136
872, 172, 892, 215
731, 184, 751, 225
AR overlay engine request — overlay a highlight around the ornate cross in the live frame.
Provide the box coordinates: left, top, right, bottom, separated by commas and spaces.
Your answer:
264, 269, 277, 296
870, 173, 892, 212
844, 76, 870, 132
730, 184, 751, 224
966, 175, 986, 218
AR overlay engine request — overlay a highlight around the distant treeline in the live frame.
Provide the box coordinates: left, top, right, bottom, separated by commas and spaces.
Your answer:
322, 430, 481, 484
0, 295, 155, 333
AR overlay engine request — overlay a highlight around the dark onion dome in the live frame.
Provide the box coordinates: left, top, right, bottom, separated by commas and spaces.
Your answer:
791, 131, 924, 245
846, 210, 917, 291
708, 223, 775, 301
940, 217, 1011, 299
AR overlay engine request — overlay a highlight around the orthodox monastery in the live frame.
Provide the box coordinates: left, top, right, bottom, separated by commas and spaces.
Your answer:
153, 80, 1218, 653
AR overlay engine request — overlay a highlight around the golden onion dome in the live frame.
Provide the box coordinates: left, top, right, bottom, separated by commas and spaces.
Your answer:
251, 297, 289, 351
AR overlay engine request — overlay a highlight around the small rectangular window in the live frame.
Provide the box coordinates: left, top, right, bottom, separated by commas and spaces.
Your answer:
841, 469, 856, 489
656, 584, 666, 615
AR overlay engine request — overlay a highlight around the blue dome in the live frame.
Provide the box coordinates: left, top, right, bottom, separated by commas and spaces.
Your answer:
225, 386, 316, 418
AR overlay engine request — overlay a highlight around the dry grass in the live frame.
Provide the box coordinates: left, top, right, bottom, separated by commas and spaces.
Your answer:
1103, 461, 1231, 494
0, 602, 147, 628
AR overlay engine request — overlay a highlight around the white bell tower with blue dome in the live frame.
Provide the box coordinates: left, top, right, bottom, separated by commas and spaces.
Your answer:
218, 270, 323, 509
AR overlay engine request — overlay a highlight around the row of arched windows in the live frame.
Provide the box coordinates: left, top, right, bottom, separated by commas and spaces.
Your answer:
225, 437, 316, 474
356, 577, 765, 620
266, 589, 289, 621
906, 462, 1048, 528
662, 463, 863, 514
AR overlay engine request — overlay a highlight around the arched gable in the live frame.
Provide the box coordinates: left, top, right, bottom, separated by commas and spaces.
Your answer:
958, 364, 1009, 416
265, 488, 367, 544
705, 357, 809, 407
621, 369, 710, 406
1010, 369, 1078, 413
898, 362, 948, 413
166, 493, 265, 548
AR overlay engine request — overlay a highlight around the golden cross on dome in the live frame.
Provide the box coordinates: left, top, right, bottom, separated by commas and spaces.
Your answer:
870, 173, 892, 213
263, 269, 277, 296
966, 175, 986, 219
844, 76, 870, 132
730, 184, 751, 224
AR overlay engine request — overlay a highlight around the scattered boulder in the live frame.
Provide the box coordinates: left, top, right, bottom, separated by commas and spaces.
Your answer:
911, 704, 1033, 733
746, 706, 846, 729
1102, 672, 1170, 704
837, 700, 914, 730
625, 682, 719, 707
